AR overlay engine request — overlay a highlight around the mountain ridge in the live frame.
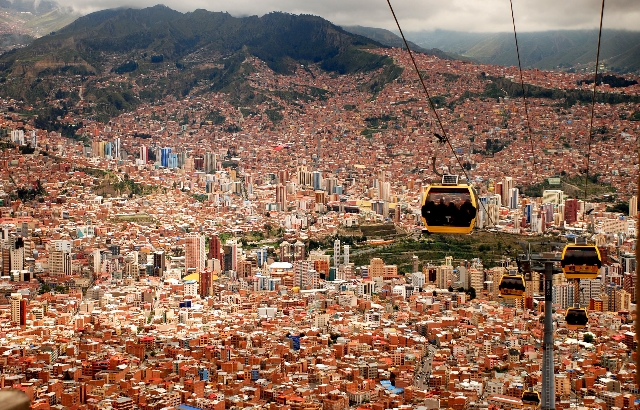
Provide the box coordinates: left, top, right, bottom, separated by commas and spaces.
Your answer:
406, 29, 640, 74
0, 6, 405, 124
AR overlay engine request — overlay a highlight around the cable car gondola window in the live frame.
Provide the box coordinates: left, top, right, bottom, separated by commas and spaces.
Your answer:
422, 187, 477, 233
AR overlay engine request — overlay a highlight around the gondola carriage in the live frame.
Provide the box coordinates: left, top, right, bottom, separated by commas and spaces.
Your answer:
421, 175, 477, 234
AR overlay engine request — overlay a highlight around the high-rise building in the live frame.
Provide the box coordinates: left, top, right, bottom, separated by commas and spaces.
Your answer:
11, 293, 25, 326
208, 235, 222, 268
369, 258, 385, 280
123, 251, 139, 279
564, 199, 579, 224
256, 247, 268, 268
280, 241, 293, 263
502, 177, 514, 207
333, 239, 341, 267
312, 171, 323, 191
153, 251, 166, 276
275, 184, 286, 211
185, 234, 206, 273
161, 147, 172, 168
223, 240, 238, 272
343, 245, 350, 266
293, 240, 306, 262
508, 187, 519, 210
436, 256, 454, 289
630, 196, 638, 218
542, 190, 564, 205
293, 260, 318, 289
113, 137, 120, 159
49, 240, 72, 276
204, 152, 217, 173
199, 269, 213, 298
140, 145, 148, 163
167, 153, 179, 169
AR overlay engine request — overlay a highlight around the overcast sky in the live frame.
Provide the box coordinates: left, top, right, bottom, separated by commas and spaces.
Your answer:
56, 0, 640, 32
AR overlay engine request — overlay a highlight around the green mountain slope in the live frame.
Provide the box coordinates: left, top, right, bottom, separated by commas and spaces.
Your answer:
0, 6, 389, 76
0, 6, 401, 124
407, 29, 640, 73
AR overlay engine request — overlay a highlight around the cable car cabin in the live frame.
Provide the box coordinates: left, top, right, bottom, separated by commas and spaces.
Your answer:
498, 274, 526, 299
521, 390, 540, 406
561, 245, 602, 280
421, 175, 477, 234
565, 307, 589, 330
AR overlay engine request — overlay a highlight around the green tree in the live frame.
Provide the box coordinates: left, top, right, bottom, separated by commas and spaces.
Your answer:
583, 333, 595, 343
466, 287, 477, 300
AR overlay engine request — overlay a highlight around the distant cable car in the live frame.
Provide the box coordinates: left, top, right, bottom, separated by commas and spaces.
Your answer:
522, 390, 540, 407
565, 307, 589, 330
561, 245, 602, 280
499, 273, 526, 299
421, 175, 477, 234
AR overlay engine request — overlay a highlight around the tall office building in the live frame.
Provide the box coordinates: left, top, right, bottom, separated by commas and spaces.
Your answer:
113, 137, 121, 160
508, 187, 519, 210
161, 148, 172, 168
153, 251, 166, 276
204, 152, 217, 173
369, 258, 385, 280
49, 240, 72, 276
208, 235, 222, 266
223, 240, 238, 273
11, 293, 26, 326
502, 177, 514, 207
312, 171, 323, 191
275, 184, 286, 211
199, 269, 213, 298
140, 145, 149, 163
564, 199, 579, 224
630, 196, 638, 218
293, 240, 306, 262
333, 239, 341, 267
343, 245, 350, 266
185, 234, 206, 273
124, 251, 139, 279
293, 260, 318, 289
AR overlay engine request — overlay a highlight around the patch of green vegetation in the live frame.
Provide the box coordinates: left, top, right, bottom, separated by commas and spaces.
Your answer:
265, 107, 284, 124
630, 111, 640, 121
606, 202, 629, 215
361, 62, 403, 94
488, 76, 640, 107
442, 72, 461, 82
112, 60, 138, 74
522, 175, 615, 199
350, 231, 534, 273
240, 108, 259, 117
204, 109, 225, 125
192, 194, 208, 202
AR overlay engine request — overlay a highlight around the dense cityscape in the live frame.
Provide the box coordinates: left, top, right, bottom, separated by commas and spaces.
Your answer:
0, 6, 640, 410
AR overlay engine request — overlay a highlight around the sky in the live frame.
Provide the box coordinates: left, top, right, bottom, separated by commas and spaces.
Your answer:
54, 0, 640, 33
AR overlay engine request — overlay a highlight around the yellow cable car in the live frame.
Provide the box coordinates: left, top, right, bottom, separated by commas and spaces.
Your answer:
421, 175, 477, 234
522, 390, 540, 407
498, 274, 526, 299
565, 307, 589, 330
561, 245, 602, 280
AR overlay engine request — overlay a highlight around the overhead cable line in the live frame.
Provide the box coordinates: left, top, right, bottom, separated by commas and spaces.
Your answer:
385, 0, 501, 231
509, 0, 538, 177
584, 0, 606, 212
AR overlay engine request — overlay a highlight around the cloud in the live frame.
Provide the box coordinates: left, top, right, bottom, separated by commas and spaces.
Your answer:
55, 0, 640, 32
